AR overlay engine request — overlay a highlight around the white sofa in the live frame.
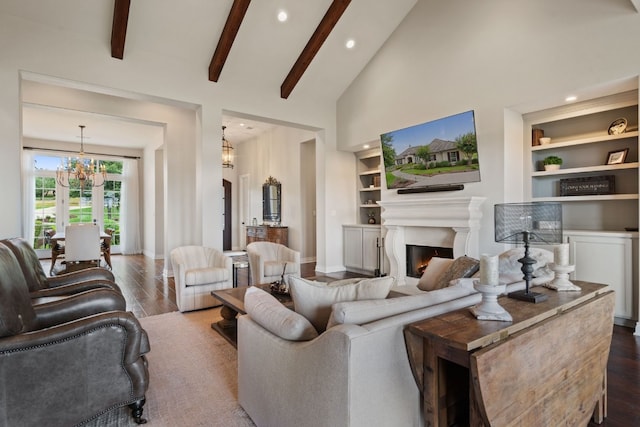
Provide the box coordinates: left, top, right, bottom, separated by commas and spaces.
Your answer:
238, 279, 533, 427
237, 248, 555, 427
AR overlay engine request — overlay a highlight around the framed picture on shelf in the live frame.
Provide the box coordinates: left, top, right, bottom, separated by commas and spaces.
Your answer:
605, 148, 628, 165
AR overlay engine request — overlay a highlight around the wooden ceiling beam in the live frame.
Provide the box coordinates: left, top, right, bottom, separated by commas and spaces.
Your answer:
111, 0, 131, 60
280, 0, 351, 99
209, 0, 252, 82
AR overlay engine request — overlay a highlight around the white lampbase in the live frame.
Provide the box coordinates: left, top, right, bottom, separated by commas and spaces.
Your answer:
544, 263, 581, 291
469, 281, 512, 322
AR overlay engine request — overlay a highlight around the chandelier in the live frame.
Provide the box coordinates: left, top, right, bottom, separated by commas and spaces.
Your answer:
222, 125, 234, 169
56, 125, 106, 189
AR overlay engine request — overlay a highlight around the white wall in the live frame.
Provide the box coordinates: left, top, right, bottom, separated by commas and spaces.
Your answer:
337, 0, 640, 254
300, 139, 316, 262
233, 126, 316, 254
0, 9, 348, 272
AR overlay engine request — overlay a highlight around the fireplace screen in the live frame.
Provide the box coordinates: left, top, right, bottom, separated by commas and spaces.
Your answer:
406, 245, 453, 278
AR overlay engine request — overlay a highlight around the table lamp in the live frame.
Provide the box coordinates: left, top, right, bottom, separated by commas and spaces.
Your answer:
494, 202, 563, 303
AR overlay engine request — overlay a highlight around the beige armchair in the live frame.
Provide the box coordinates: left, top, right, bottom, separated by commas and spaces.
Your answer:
170, 246, 233, 312
246, 242, 300, 285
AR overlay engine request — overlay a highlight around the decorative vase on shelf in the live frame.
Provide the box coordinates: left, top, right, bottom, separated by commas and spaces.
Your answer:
367, 211, 376, 224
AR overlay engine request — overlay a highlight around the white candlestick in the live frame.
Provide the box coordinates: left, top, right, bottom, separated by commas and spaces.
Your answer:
480, 254, 499, 286
554, 243, 570, 266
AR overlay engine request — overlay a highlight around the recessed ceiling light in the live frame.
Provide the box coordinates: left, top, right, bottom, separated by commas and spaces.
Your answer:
565, 95, 577, 102
345, 39, 356, 49
277, 10, 288, 22
239, 123, 245, 127
363, 144, 370, 149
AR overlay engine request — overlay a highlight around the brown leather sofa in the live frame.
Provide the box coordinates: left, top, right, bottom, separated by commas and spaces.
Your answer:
0, 242, 150, 426
0, 237, 121, 298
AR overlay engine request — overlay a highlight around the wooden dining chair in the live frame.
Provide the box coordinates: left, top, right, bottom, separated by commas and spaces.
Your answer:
64, 224, 102, 272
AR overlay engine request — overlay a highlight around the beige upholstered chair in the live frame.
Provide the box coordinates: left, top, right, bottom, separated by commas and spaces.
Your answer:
64, 224, 101, 271
246, 242, 300, 285
170, 246, 233, 312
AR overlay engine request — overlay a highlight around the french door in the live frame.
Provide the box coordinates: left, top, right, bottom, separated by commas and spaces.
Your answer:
30, 154, 123, 258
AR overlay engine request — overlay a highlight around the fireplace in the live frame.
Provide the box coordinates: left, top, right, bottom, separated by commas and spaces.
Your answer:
378, 196, 486, 286
406, 245, 454, 278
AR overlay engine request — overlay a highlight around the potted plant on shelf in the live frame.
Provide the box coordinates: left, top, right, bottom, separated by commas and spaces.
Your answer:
543, 155, 563, 171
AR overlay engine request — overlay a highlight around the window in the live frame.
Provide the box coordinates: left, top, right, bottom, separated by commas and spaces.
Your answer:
448, 151, 459, 163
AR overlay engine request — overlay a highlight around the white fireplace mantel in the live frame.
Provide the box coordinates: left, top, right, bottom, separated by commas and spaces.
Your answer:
378, 196, 486, 286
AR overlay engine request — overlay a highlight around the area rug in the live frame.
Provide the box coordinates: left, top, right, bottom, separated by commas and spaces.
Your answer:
84, 309, 255, 427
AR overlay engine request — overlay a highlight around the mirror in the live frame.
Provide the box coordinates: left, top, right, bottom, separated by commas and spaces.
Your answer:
262, 176, 281, 224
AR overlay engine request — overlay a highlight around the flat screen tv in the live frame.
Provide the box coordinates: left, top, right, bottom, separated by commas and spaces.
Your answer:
380, 110, 480, 193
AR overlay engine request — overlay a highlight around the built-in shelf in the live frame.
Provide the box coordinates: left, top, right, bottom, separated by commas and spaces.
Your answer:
531, 130, 639, 151
524, 89, 640, 329
532, 162, 639, 177
356, 147, 382, 225
525, 90, 638, 222
359, 169, 381, 176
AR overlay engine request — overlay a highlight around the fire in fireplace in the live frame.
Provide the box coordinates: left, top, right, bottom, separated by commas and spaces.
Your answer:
406, 245, 454, 278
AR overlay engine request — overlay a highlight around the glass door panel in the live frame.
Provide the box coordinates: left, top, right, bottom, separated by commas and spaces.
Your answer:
104, 179, 122, 248
68, 186, 93, 224
33, 176, 57, 251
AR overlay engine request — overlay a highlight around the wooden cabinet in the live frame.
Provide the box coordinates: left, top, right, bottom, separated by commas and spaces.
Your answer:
246, 226, 288, 246
565, 230, 637, 322
356, 148, 382, 225
343, 225, 381, 274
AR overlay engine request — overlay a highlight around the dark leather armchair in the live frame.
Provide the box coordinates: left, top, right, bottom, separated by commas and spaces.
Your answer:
0, 237, 121, 297
0, 242, 150, 426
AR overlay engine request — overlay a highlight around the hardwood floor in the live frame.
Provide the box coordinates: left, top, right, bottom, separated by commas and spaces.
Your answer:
44, 253, 178, 318
590, 325, 640, 427
41, 254, 363, 318
42, 254, 640, 426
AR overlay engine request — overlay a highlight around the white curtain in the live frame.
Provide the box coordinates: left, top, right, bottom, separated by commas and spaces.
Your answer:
22, 150, 36, 246
121, 158, 141, 254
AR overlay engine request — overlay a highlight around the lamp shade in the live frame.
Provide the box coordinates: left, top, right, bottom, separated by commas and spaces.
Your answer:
494, 202, 563, 245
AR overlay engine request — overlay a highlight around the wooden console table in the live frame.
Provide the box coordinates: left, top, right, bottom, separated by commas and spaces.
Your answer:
245, 225, 288, 246
404, 281, 614, 427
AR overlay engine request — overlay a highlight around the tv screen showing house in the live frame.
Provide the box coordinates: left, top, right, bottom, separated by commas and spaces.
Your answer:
380, 110, 481, 190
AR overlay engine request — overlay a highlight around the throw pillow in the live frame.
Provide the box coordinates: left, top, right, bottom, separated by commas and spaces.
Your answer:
435, 256, 480, 290
288, 276, 394, 333
244, 286, 318, 341
498, 248, 554, 284
417, 257, 455, 291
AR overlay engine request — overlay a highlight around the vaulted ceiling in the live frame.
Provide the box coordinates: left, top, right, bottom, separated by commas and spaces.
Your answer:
7, 0, 418, 146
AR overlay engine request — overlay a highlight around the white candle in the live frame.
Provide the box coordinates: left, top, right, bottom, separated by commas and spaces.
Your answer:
480, 254, 499, 286
554, 243, 570, 266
